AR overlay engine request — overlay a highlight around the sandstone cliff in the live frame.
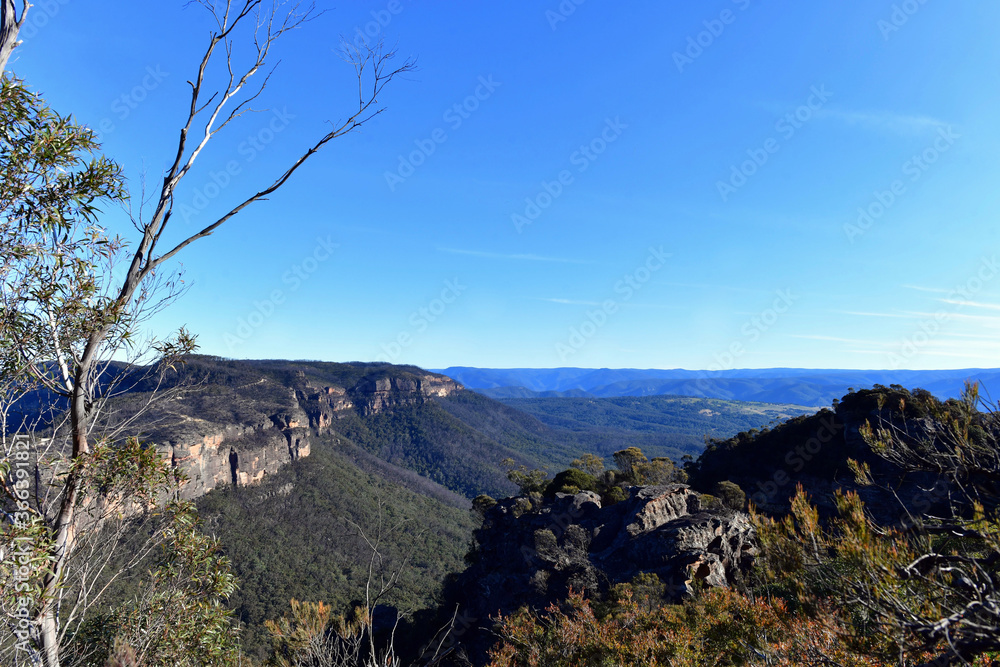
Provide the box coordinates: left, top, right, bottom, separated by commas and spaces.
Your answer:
144, 365, 462, 500
348, 374, 463, 416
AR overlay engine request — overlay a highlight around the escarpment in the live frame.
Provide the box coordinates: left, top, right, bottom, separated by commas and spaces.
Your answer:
349, 374, 463, 416
130, 362, 463, 500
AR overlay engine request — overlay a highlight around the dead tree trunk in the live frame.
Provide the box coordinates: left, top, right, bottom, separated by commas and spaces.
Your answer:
0, 0, 28, 74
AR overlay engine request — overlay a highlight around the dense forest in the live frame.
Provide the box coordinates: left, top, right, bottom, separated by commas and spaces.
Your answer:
195, 440, 475, 661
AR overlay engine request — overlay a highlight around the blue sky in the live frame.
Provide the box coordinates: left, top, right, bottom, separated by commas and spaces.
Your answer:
12, 1, 1000, 370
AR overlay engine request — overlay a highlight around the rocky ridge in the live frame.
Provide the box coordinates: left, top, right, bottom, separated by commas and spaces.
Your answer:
147, 368, 462, 500
690, 385, 962, 526
443, 483, 756, 660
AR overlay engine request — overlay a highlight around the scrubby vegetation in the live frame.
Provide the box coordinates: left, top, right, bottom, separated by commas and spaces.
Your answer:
13, 348, 1000, 666
499, 445, 687, 506
487, 586, 896, 667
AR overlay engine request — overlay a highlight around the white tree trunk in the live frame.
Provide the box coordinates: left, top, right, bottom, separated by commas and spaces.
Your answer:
38, 613, 60, 667
0, 0, 26, 75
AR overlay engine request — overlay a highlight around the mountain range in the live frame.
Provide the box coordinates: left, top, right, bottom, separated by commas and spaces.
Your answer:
434, 367, 1000, 406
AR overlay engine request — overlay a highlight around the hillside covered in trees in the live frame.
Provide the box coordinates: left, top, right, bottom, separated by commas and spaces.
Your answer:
8, 344, 1000, 664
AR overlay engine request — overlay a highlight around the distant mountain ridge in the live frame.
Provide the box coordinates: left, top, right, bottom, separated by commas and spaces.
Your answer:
433, 367, 1000, 407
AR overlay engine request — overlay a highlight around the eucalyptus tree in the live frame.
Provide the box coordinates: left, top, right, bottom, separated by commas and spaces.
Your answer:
0, 2, 412, 664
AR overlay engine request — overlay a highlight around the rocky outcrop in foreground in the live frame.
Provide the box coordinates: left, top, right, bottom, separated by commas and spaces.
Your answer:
443, 484, 756, 660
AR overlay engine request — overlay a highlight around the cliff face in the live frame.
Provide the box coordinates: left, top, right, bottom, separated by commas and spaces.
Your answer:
154, 367, 461, 500
349, 374, 463, 416
163, 417, 312, 500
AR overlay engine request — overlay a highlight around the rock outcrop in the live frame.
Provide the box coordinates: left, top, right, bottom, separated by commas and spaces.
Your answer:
162, 417, 313, 500
443, 484, 756, 661
298, 385, 353, 432
349, 374, 462, 416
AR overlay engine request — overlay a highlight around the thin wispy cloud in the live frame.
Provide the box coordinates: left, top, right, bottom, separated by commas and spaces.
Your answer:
835, 310, 913, 319
661, 281, 768, 295
537, 297, 603, 306
622, 303, 675, 310
938, 299, 1000, 312
839, 300, 1000, 322
946, 332, 1000, 341
437, 248, 595, 264
902, 284, 951, 294
535, 297, 673, 310
816, 108, 949, 135
847, 337, 1000, 360
904, 311, 1000, 326
927, 334, 1000, 349
792, 334, 880, 345
922, 350, 999, 360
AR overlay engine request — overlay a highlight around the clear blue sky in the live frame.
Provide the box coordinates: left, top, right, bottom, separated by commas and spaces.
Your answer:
12, 1, 1000, 370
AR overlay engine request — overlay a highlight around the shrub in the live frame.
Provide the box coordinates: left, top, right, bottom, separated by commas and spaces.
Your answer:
602, 486, 627, 506
713, 481, 746, 510
545, 469, 599, 497
472, 494, 497, 517
486, 586, 887, 667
